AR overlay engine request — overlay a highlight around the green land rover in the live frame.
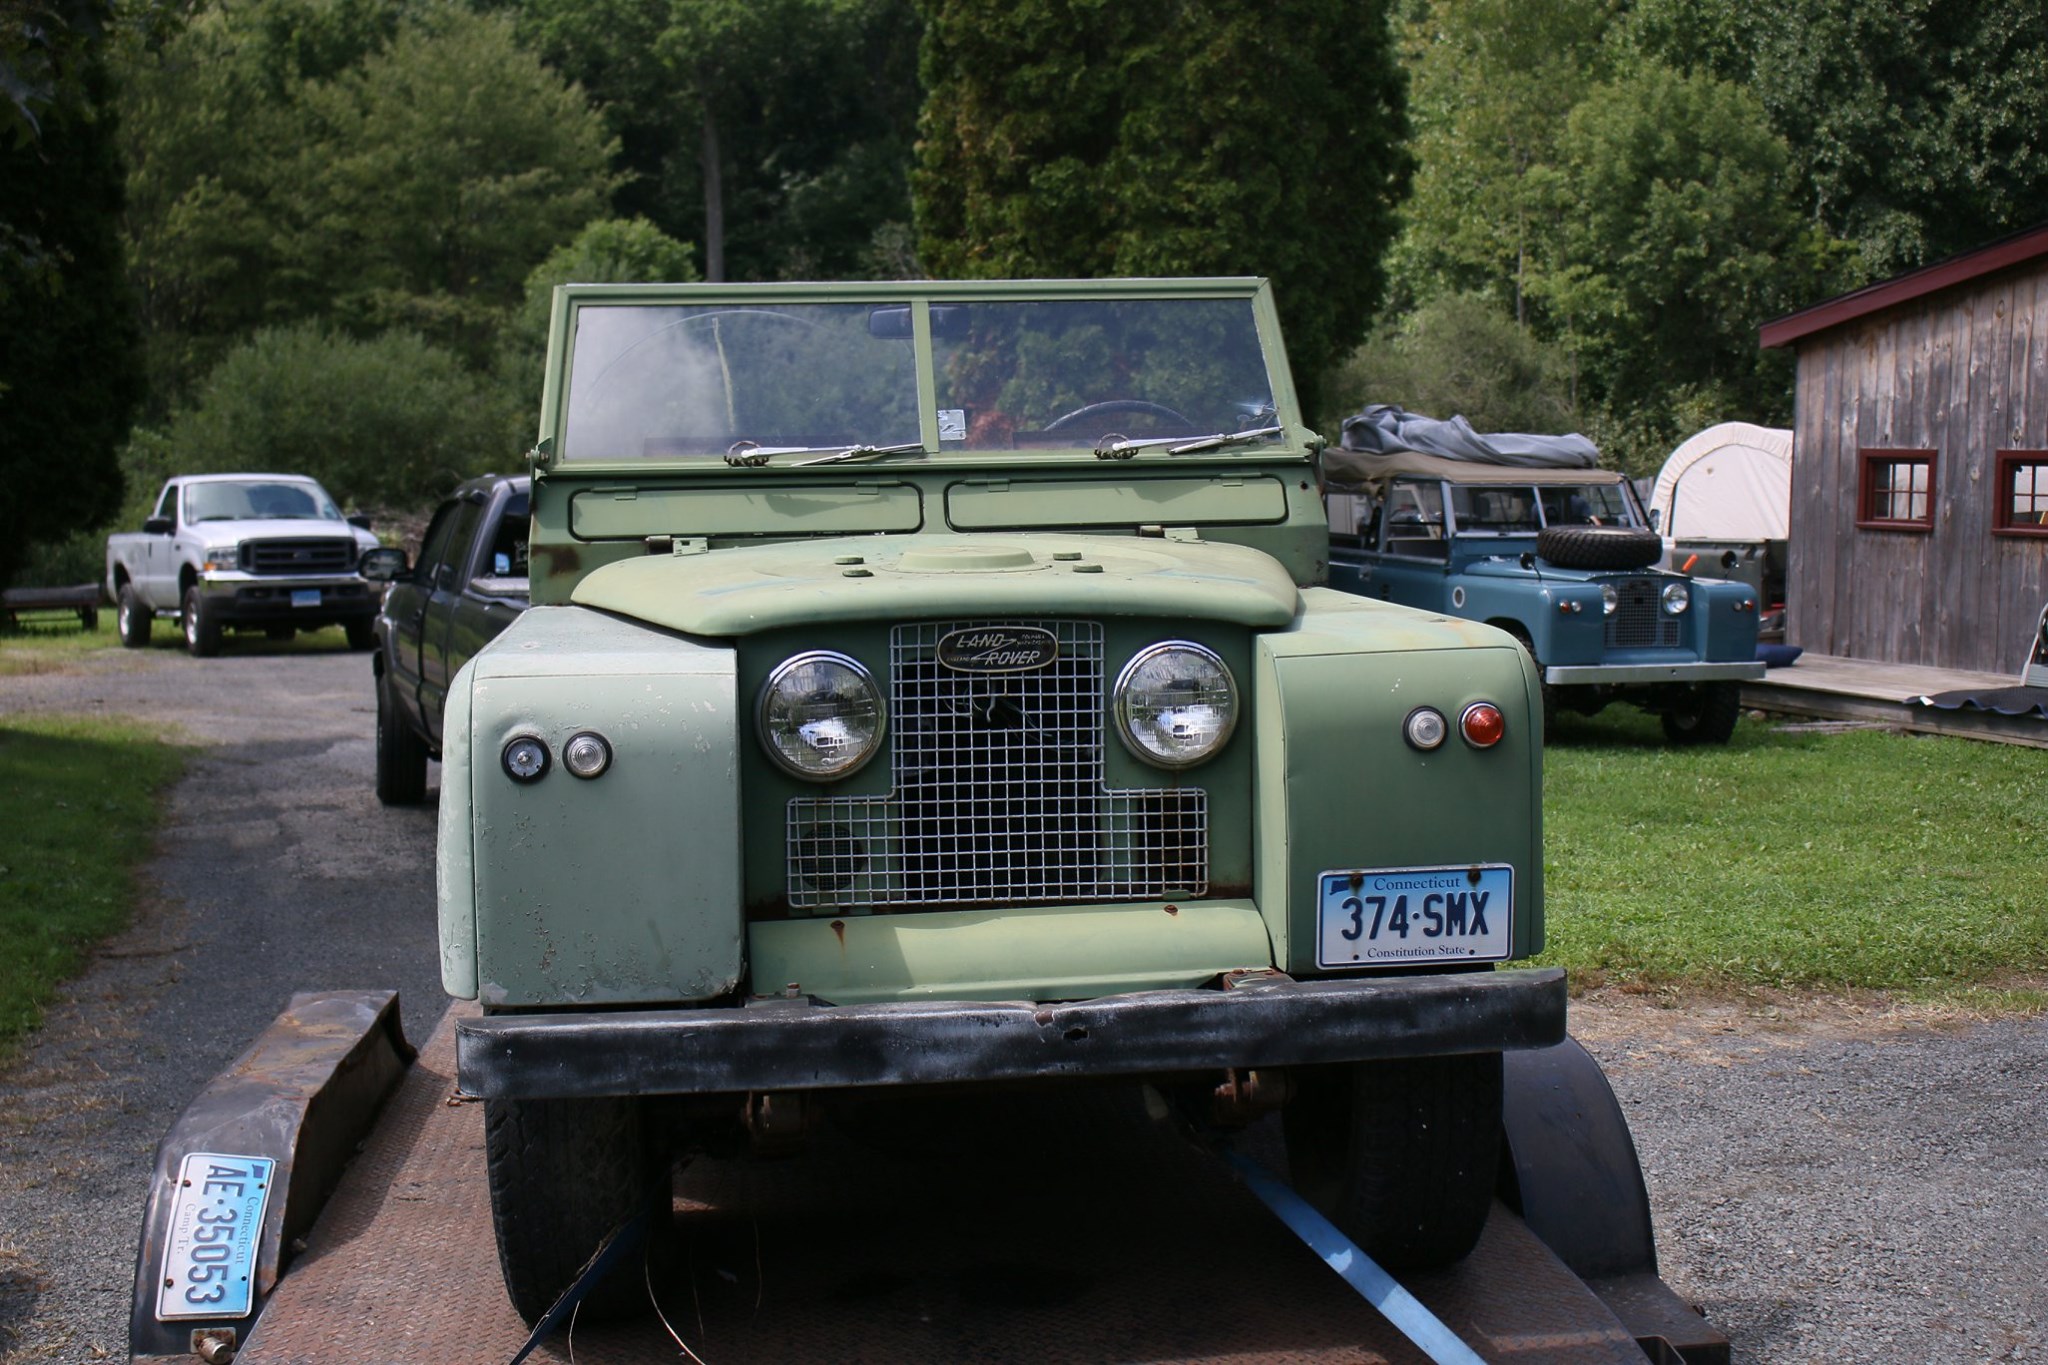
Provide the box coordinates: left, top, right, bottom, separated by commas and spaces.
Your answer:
441, 277, 1568, 1323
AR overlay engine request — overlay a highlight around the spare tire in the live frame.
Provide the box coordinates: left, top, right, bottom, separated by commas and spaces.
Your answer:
1535, 525, 1663, 570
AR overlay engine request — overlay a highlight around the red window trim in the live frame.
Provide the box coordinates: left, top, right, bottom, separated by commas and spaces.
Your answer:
1855, 448, 1937, 531
1994, 450, 2048, 538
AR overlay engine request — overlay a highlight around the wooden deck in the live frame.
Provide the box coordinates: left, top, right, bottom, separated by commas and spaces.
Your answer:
1742, 653, 2048, 748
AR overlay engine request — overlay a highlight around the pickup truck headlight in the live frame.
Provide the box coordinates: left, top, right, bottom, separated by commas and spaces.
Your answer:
758, 651, 885, 780
1114, 642, 1237, 768
200, 546, 240, 572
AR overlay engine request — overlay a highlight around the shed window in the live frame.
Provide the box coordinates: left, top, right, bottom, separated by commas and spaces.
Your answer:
1994, 451, 2048, 537
1856, 449, 1935, 530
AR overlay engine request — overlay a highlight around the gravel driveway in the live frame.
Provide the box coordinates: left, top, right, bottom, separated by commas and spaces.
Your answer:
0, 641, 2042, 1363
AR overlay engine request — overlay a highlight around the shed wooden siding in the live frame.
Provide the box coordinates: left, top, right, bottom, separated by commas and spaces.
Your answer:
1788, 265, 2048, 672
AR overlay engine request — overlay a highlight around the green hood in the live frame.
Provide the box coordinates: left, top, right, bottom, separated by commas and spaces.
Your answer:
571, 533, 1301, 636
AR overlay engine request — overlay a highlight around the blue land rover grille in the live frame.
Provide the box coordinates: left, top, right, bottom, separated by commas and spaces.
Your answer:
1604, 578, 1681, 649
785, 620, 1209, 909
241, 538, 356, 574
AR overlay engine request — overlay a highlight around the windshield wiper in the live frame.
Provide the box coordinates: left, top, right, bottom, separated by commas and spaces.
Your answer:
723, 440, 925, 468
1093, 425, 1283, 459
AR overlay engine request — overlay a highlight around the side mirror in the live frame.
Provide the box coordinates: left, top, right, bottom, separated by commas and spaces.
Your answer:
358, 546, 410, 583
143, 516, 173, 535
1646, 507, 1662, 533
348, 514, 375, 532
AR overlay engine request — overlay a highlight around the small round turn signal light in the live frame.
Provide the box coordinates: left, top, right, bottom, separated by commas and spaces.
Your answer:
1460, 702, 1506, 749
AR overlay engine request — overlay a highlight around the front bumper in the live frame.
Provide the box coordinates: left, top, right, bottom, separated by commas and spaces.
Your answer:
196, 574, 377, 622
457, 965, 1567, 1100
1544, 660, 1764, 685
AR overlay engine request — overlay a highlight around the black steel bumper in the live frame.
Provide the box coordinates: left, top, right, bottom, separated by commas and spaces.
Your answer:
456, 966, 1567, 1100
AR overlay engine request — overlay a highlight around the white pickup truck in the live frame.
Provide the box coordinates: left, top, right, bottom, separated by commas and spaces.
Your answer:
106, 473, 382, 655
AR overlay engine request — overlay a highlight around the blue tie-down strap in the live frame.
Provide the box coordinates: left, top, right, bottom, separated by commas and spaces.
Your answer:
507, 1207, 651, 1365
1217, 1145, 1488, 1365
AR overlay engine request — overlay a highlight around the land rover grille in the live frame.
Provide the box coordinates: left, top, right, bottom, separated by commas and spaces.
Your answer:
1604, 578, 1682, 649
785, 620, 1208, 909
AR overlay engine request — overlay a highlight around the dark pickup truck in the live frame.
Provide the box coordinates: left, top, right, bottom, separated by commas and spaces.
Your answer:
362, 473, 530, 803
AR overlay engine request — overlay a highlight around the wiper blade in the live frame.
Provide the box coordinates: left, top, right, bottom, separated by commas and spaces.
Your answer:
723, 440, 925, 468
1093, 425, 1284, 459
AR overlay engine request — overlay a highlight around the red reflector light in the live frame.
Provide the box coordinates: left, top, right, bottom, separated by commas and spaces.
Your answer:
1461, 702, 1506, 749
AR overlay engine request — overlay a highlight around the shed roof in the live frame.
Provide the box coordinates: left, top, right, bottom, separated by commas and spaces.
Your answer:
1759, 221, 2048, 350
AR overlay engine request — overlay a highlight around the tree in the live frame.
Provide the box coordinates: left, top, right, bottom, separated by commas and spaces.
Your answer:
0, 37, 140, 590
517, 0, 922, 282
1323, 293, 1577, 437
913, 0, 1411, 419
145, 325, 516, 510
500, 216, 698, 399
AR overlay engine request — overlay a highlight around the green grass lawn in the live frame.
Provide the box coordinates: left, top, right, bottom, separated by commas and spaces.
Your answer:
0, 605, 360, 675
0, 714, 187, 1053
1538, 709, 2048, 1008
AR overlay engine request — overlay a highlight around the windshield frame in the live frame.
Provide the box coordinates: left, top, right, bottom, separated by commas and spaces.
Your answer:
538, 278, 1303, 473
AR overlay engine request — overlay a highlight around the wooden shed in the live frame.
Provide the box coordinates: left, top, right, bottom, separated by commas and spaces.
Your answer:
1760, 226, 2048, 674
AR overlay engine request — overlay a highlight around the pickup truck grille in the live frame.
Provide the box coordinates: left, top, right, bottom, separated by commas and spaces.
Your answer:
1604, 578, 1681, 649
242, 538, 357, 575
786, 620, 1208, 909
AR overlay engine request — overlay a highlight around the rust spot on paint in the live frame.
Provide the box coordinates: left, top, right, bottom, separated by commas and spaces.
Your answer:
536, 543, 582, 575
830, 919, 846, 946
1163, 904, 1179, 916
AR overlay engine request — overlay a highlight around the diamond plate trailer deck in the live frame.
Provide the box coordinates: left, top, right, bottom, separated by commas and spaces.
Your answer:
133, 999, 1729, 1365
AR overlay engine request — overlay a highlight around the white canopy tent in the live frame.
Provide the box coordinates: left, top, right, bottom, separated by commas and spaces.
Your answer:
1649, 423, 1792, 543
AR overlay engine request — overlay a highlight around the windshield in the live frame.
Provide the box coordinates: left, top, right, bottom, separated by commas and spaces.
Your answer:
560, 303, 921, 460
1448, 482, 1637, 533
933, 298, 1273, 451
186, 480, 341, 523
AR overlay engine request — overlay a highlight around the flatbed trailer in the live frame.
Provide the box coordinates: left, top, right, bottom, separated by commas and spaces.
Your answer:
131, 994, 1729, 1365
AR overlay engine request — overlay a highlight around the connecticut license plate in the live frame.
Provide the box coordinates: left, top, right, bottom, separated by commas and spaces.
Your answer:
155, 1152, 274, 1321
1316, 864, 1513, 968
290, 589, 321, 608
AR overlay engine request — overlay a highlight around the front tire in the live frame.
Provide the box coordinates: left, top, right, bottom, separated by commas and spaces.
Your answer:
117, 585, 151, 648
181, 586, 220, 657
483, 1095, 665, 1327
375, 671, 429, 805
1661, 681, 1741, 745
1283, 1052, 1503, 1271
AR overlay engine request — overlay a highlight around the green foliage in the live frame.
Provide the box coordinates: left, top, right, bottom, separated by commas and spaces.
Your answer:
118, 0, 618, 402
517, 0, 922, 282
913, 0, 1411, 419
146, 324, 519, 509
0, 0, 113, 147
1541, 713, 2048, 1000
0, 715, 185, 1052
0, 40, 141, 591
1322, 294, 1577, 438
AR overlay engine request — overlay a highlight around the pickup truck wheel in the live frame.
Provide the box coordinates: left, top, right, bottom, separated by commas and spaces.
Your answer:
180, 587, 221, 657
116, 585, 151, 648
375, 672, 429, 805
1534, 525, 1663, 570
345, 619, 375, 650
1283, 1052, 1503, 1271
1660, 680, 1741, 745
483, 1095, 666, 1327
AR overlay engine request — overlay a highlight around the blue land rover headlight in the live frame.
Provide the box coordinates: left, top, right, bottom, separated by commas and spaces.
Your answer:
757, 651, 886, 780
1114, 642, 1238, 768
1661, 582, 1691, 614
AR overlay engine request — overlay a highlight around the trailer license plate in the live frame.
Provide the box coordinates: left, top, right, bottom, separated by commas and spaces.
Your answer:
155, 1152, 274, 1321
1316, 865, 1512, 967
290, 589, 320, 608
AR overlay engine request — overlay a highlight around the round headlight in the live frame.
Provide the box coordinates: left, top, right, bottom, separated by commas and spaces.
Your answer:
757, 652, 885, 780
1601, 584, 1619, 616
1115, 642, 1238, 768
1661, 582, 1691, 614
502, 735, 549, 783
562, 731, 611, 779
1404, 706, 1448, 751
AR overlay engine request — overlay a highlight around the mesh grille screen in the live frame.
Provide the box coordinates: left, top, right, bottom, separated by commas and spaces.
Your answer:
1604, 579, 1680, 649
786, 620, 1208, 909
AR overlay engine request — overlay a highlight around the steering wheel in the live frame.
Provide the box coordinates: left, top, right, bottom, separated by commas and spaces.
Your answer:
1041, 398, 1196, 433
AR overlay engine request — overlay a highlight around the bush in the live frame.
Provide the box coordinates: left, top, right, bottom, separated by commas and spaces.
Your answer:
1322, 294, 1579, 439
150, 325, 522, 510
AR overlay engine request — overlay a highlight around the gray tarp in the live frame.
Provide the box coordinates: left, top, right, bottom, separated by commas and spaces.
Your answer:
1337, 404, 1600, 469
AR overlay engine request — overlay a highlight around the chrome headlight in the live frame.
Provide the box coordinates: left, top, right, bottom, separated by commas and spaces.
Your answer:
200, 545, 240, 572
757, 651, 885, 780
1661, 582, 1692, 614
1114, 642, 1238, 768
1600, 584, 1619, 615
